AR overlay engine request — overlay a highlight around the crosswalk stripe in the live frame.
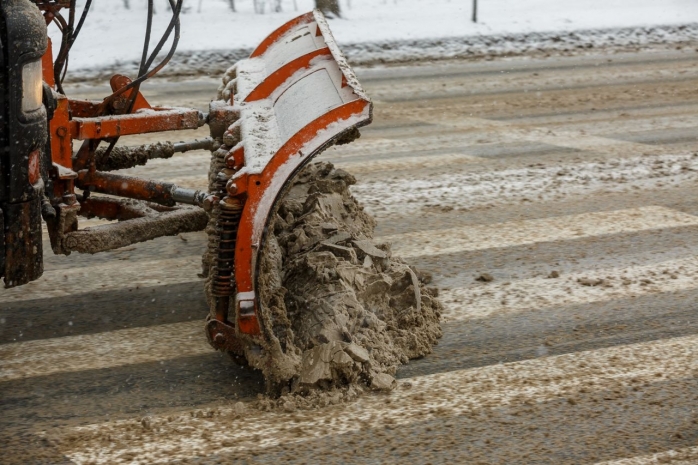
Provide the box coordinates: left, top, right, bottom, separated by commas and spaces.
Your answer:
595, 446, 698, 464
326, 134, 486, 159
439, 255, 698, 321
406, 114, 680, 158
353, 152, 698, 217
0, 321, 206, 382
379, 206, 698, 258
334, 152, 481, 173
53, 334, 698, 464
1, 255, 202, 303
8, 206, 696, 304
5, 242, 696, 382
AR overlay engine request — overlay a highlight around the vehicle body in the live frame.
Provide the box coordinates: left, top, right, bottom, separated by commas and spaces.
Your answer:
0, 0, 372, 355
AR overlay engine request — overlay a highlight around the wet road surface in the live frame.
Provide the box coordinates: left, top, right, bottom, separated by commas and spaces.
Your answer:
2, 46, 698, 463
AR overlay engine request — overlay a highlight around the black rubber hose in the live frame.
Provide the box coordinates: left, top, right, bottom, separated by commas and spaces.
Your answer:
106, 0, 183, 101
99, 0, 182, 161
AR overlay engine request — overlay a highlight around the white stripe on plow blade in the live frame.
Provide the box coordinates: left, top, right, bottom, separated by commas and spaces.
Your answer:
52, 335, 698, 464
379, 206, 698, 259
0, 321, 208, 382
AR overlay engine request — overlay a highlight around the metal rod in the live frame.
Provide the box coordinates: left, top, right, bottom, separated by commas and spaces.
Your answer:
94, 141, 175, 171
173, 137, 214, 153
77, 170, 208, 208
78, 171, 177, 206
62, 207, 208, 254
172, 187, 207, 207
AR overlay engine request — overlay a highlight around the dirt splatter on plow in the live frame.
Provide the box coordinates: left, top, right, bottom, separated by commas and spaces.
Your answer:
196, 11, 442, 403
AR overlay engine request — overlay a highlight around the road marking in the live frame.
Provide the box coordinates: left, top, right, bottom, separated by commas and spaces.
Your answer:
12, 206, 697, 305
133, 136, 484, 177
1, 255, 202, 303
353, 152, 698, 217
53, 334, 698, 464
440, 255, 698, 321
503, 105, 698, 134
379, 206, 698, 258
408, 114, 679, 158
334, 152, 481, 173
0, 321, 207, 382
595, 447, 698, 464
315, 108, 698, 163
327, 134, 484, 159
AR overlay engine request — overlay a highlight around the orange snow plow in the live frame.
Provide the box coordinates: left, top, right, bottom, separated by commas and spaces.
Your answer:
1, 3, 371, 354
203, 11, 373, 351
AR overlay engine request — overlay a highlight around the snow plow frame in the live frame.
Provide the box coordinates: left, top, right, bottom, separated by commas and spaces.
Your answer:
0, 0, 214, 286
204, 10, 372, 349
5, 2, 373, 361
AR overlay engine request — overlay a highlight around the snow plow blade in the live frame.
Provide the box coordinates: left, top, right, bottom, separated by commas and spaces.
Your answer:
205, 10, 372, 352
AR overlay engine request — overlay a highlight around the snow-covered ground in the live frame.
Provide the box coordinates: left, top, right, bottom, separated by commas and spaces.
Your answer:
52, 0, 698, 77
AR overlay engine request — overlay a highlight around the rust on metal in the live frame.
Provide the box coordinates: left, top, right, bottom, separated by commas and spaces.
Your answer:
76, 170, 179, 206
70, 139, 99, 174
28, 149, 41, 185
68, 99, 102, 118
45, 199, 80, 256
211, 197, 243, 334
109, 74, 152, 113
78, 196, 169, 222
205, 318, 245, 354
207, 101, 240, 139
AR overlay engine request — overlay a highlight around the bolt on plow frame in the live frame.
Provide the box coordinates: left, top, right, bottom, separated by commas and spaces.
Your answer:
0, 1, 371, 359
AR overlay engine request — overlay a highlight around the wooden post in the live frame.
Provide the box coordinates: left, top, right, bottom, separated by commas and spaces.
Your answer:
472, 0, 477, 23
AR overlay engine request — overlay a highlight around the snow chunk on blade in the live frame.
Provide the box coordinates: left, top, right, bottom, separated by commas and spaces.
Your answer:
204, 11, 441, 398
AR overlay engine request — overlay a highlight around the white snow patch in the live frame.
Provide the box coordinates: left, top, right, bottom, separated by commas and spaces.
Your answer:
52, 0, 698, 79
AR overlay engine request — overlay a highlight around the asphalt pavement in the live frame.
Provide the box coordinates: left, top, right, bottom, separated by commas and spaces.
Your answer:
2, 46, 698, 464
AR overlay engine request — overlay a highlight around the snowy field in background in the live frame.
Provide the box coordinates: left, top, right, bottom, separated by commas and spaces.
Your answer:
52, 0, 698, 74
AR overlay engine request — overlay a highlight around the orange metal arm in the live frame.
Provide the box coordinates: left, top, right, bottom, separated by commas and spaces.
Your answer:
69, 107, 203, 140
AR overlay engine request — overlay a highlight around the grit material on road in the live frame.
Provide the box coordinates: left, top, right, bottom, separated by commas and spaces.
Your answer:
3, 47, 698, 464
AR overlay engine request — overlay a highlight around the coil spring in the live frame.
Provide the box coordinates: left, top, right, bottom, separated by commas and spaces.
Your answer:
204, 163, 234, 279
211, 197, 242, 297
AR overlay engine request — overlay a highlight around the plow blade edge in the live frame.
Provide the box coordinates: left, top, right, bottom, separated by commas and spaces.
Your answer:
207, 10, 372, 347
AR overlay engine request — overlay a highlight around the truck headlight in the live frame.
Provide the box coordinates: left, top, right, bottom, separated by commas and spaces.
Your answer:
21, 60, 43, 113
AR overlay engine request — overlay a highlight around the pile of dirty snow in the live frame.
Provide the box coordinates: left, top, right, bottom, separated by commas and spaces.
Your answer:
242, 161, 442, 399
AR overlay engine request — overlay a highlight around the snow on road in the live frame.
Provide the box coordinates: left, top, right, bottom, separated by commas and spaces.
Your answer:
4, 49, 698, 463
51, 334, 698, 463
53, 0, 698, 76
